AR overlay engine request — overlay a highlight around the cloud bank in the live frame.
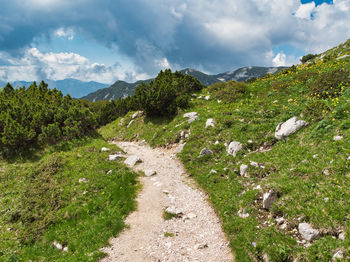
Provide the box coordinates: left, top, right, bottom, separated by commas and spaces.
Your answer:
0, 0, 349, 82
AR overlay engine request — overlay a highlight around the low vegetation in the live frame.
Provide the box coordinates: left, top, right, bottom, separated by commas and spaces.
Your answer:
99, 39, 350, 261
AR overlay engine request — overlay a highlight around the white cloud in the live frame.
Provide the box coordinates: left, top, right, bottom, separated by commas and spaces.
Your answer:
295, 2, 315, 19
0, 48, 147, 83
55, 27, 75, 40
273, 52, 287, 66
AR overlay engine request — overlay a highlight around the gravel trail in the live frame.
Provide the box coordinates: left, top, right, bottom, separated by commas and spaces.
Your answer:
100, 141, 234, 262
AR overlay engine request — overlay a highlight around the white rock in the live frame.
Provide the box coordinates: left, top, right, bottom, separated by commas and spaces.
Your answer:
250, 161, 259, 168
217, 100, 222, 103
183, 112, 198, 124
62, 246, 68, 252
132, 111, 143, 119
53, 241, 63, 250
324, 197, 329, 202
227, 141, 243, 157
276, 217, 285, 225
338, 232, 346, 241
275, 117, 308, 140
334, 136, 343, 141
124, 155, 142, 167
205, 95, 210, 100
313, 154, 318, 159
166, 207, 182, 216
101, 147, 110, 152
108, 154, 125, 161
333, 250, 344, 260
336, 54, 350, 60
107, 170, 113, 175
263, 191, 278, 210
145, 170, 157, 177
240, 164, 249, 176
175, 143, 185, 154
79, 178, 88, 183
180, 131, 185, 138
214, 141, 220, 145
298, 223, 320, 242
205, 118, 215, 128
263, 253, 270, 262
238, 209, 249, 218
253, 185, 261, 190
127, 119, 134, 128
199, 148, 213, 156
209, 169, 217, 174
347, 156, 350, 160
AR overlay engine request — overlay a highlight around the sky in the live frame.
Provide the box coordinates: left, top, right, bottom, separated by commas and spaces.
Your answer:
0, 0, 349, 84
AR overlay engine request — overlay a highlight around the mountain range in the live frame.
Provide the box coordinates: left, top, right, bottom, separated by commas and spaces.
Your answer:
0, 66, 286, 100
82, 66, 287, 102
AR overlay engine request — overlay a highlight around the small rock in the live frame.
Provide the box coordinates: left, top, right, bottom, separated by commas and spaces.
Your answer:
108, 154, 125, 161
180, 131, 185, 138
334, 136, 343, 141
323, 169, 330, 176
209, 169, 217, 174
194, 243, 208, 249
275, 217, 285, 225
217, 100, 221, 103
263, 253, 270, 262
175, 143, 186, 154
205, 95, 210, 100
227, 141, 243, 157
238, 209, 250, 218
298, 223, 320, 242
199, 148, 213, 156
166, 207, 182, 216
205, 118, 215, 128
127, 119, 134, 128
107, 170, 113, 175
280, 223, 288, 230
313, 154, 318, 159
145, 170, 157, 177
53, 241, 63, 250
263, 191, 278, 210
275, 117, 308, 140
248, 139, 253, 143
79, 178, 88, 183
132, 111, 143, 119
240, 164, 249, 176
124, 155, 142, 167
62, 246, 68, 252
183, 112, 198, 124
186, 213, 197, 219
337, 54, 350, 60
253, 185, 261, 190
101, 147, 110, 152
338, 231, 346, 241
332, 250, 344, 260
347, 156, 350, 160
139, 139, 147, 146
214, 140, 220, 145
324, 197, 330, 202
250, 161, 259, 168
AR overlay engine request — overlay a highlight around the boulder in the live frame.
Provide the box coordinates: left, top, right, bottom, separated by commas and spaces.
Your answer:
240, 164, 249, 176
275, 117, 308, 140
227, 141, 243, 157
183, 112, 198, 124
199, 148, 213, 156
298, 223, 320, 242
205, 118, 215, 128
263, 191, 278, 210
124, 155, 142, 167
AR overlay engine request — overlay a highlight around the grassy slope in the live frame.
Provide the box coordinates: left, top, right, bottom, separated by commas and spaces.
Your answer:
100, 39, 350, 261
0, 137, 139, 261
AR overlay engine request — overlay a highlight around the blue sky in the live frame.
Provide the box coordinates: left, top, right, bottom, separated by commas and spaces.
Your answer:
0, 0, 349, 83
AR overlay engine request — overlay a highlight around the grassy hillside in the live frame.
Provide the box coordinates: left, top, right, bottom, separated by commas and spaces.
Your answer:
0, 137, 139, 261
100, 39, 350, 261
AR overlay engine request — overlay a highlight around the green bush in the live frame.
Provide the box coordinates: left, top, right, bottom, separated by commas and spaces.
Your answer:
300, 54, 317, 63
309, 68, 349, 99
134, 69, 204, 117
214, 81, 246, 102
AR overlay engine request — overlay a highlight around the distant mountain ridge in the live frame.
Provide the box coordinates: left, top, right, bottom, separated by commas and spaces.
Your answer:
0, 79, 109, 98
83, 66, 287, 102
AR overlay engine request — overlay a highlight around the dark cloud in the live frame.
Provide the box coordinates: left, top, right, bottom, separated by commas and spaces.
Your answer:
0, 0, 349, 78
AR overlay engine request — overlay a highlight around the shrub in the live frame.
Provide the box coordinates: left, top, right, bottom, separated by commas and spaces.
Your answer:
214, 81, 246, 103
303, 99, 330, 121
309, 68, 349, 99
300, 54, 317, 64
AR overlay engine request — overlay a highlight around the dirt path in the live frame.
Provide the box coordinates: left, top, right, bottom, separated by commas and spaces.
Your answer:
100, 141, 234, 262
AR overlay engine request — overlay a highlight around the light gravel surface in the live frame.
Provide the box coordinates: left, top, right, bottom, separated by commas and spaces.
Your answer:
100, 141, 234, 262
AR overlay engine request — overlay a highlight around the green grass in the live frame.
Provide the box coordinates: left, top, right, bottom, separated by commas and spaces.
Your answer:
164, 232, 175, 237
0, 137, 139, 261
162, 209, 178, 220
99, 39, 350, 261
